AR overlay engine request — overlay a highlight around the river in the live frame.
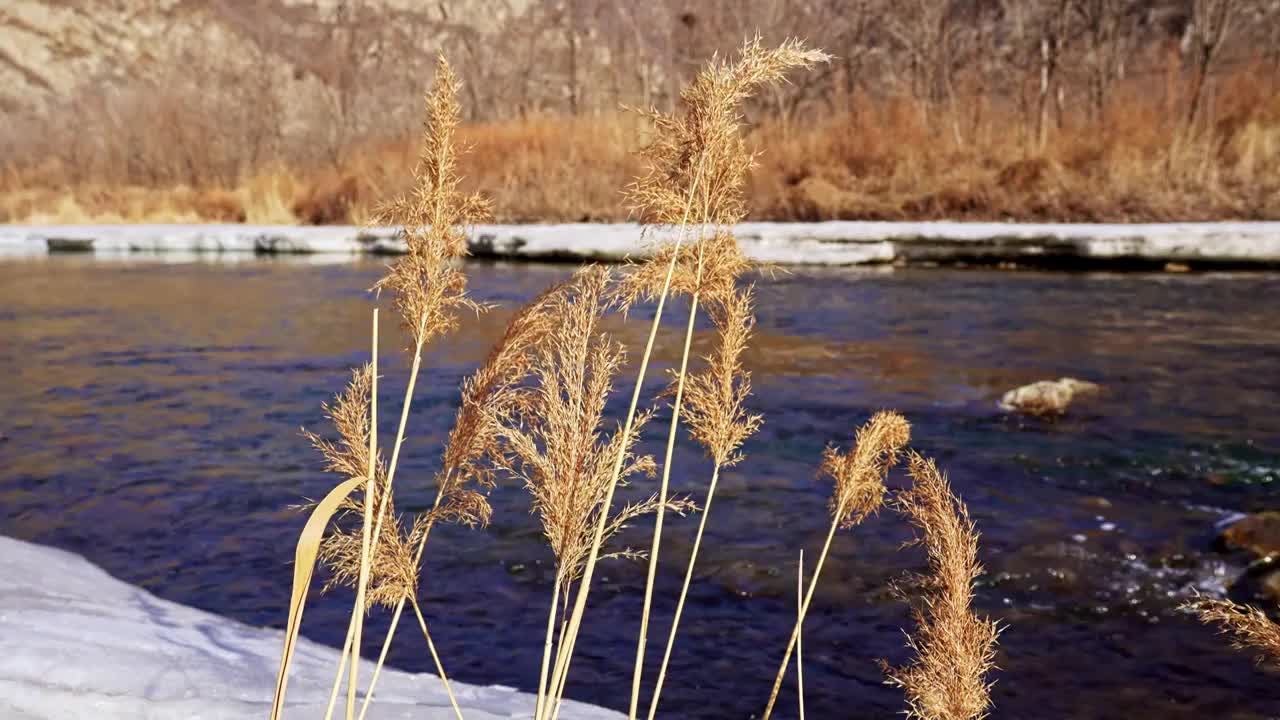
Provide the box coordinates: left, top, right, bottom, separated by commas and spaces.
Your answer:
1, 256, 1277, 718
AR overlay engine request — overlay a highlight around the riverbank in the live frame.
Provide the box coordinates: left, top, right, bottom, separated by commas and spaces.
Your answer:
2, 221, 1280, 268
0, 534, 618, 720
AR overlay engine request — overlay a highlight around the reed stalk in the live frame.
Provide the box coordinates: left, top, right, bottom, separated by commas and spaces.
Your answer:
324, 617, 356, 720
324, 315, 424, 720
644, 463, 718, 720
534, 577, 563, 720
629, 242, 707, 720
410, 595, 465, 720
762, 512, 841, 720
365, 315, 426, 567
347, 310, 378, 720
646, 283, 760, 719
797, 549, 806, 720
356, 601, 405, 720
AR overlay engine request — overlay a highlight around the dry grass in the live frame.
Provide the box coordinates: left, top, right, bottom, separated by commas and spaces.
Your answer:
249, 31, 1280, 720
273, 55, 495, 720
253, 32, 1280, 720
1184, 597, 1280, 668
884, 453, 1000, 720
4, 61, 1278, 226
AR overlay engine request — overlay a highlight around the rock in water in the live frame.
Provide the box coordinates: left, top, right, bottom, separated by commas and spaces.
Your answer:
1218, 512, 1280, 560
999, 378, 1100, 416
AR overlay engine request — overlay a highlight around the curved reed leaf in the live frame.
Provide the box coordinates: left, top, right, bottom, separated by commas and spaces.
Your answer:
270, 475, 365, 720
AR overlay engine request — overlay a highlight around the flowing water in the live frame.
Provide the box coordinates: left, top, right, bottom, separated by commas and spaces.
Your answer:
1, 256, 1278, 718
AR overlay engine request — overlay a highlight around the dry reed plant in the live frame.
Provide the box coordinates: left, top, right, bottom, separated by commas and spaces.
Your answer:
884, 453, 999, 720
360, 53, 490, 580
271, 53, 495, 720
532, 38, 825, 720
261, 35, 1026, 720
613, 38, 828, 720
761, 410, 912, 720
1184, 596, 1280, 667
488, 266, 692, 720
349, 249, 570, 720
337, 54, 500, 720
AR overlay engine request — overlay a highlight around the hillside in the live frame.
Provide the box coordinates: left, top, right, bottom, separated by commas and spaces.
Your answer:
1, 0, 1277, 225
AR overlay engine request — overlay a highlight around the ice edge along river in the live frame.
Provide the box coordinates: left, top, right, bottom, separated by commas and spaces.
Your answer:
0, 535, 620, 720
2, 221, 1279, 267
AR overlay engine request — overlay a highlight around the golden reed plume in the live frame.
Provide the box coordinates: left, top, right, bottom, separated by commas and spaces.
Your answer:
1184, 597, 1280, 668
374, 55, 490, 349
885, 453, 1000, 720
822, 410, 912, 529
763, 411, 911, 720
318, 55, 491, 720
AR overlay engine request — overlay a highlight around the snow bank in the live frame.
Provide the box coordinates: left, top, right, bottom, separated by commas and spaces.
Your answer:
1, 221, 1278, 266
0, 535, 618, 720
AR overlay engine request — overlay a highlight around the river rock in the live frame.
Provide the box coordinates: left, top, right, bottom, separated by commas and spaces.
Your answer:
1218, 512, 1280, 560
999, 377, 1100, 416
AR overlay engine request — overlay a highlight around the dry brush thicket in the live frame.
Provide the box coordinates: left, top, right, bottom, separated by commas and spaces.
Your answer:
2, 0, 1279, 224
268, 33, 1273, 720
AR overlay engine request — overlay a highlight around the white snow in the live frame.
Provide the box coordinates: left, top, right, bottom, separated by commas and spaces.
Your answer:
0, 535, 619, 720
0, 221, 1278, 266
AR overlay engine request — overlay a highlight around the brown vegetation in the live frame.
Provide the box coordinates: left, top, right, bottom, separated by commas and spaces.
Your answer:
3, 0, 1279, 225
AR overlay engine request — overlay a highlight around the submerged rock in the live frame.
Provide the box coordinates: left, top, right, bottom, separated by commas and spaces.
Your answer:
1218, 512, 1280, 560
999, 377, 1100, 416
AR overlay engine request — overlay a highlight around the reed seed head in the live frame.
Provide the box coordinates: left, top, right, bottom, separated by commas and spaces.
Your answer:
682, 286, 763, 467
302, 364, 419, 609
625, 36, 829, 228
302, 364, 378, 483
430, 281, 570, 529
320, 496, 429, 610
618, 37, 827, 312
821, 410, 912, 528
373, 55, 491, 348
495, 266, 691, 589
614, 228, 752, 313
885, 452, 999, 720
1183, 597, 1280, 667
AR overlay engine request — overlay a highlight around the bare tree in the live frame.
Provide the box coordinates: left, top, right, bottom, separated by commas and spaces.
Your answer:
886, 0, 968, 141
1073, 0, 1138, 123
1183, 0, 1240, 133
1032, 0, 1072, 147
